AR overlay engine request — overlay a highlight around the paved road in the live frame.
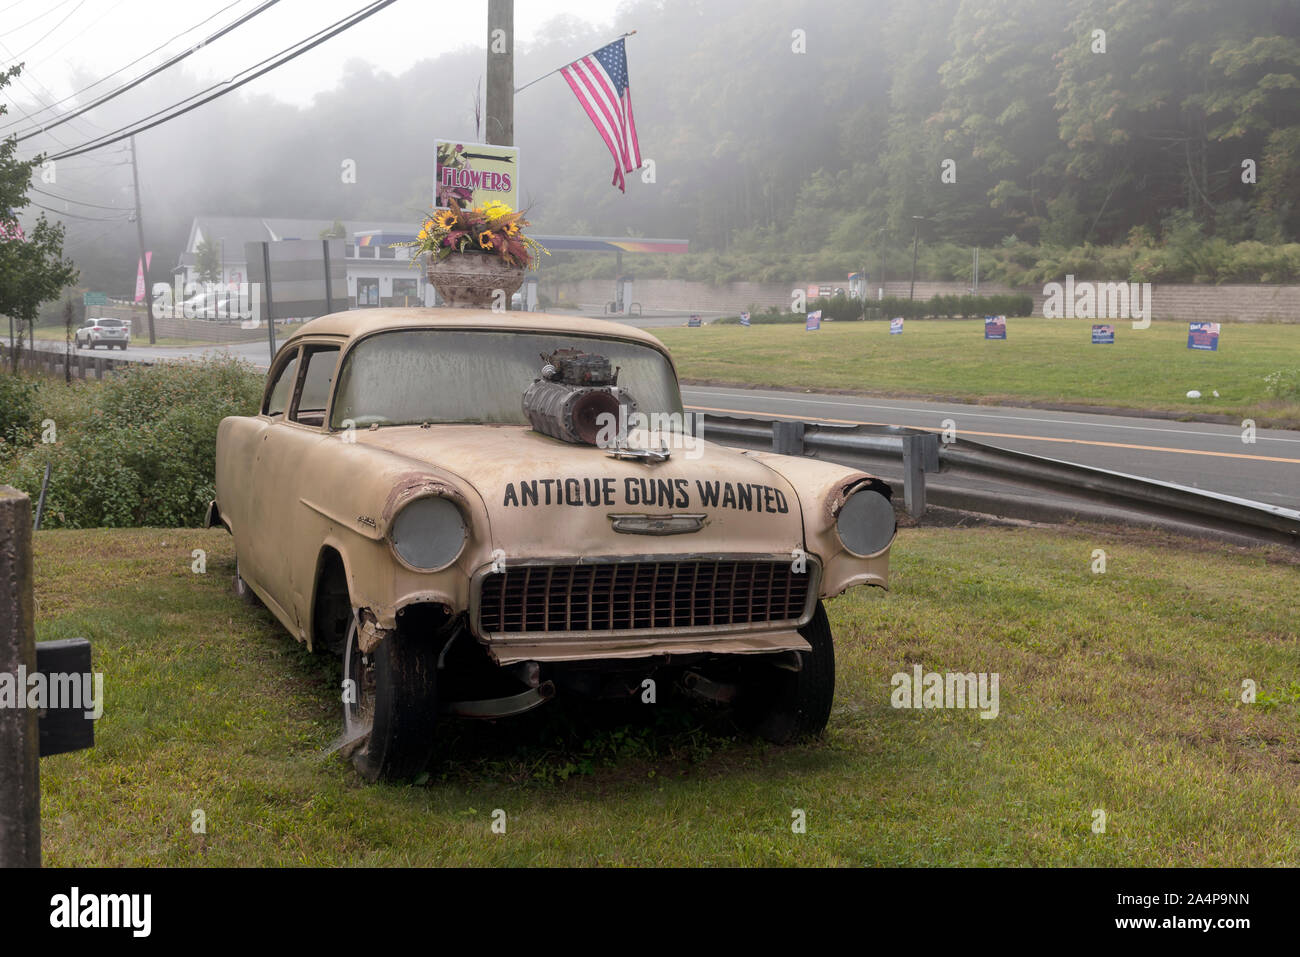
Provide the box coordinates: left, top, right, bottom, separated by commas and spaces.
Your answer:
30, 332, 1298, 509
30, 310, 712, 366
683, 385, 1300, 510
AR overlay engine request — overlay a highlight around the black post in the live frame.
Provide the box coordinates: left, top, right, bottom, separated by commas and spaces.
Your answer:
261, 242, 277, 361
322, 240, 334, 315
34, 463, 51, 531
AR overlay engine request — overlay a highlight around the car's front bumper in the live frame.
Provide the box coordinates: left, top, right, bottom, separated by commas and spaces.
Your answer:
484, 629, 812, 665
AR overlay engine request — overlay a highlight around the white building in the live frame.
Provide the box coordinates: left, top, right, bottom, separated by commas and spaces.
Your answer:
177, 216, 433, 308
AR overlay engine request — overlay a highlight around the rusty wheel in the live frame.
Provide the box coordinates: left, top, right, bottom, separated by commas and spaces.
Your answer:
342, 616, 376, 742
342, 613, 439, 782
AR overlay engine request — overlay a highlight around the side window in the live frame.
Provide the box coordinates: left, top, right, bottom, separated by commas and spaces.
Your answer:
290, 346, 341, 426
264, 351, 299, 416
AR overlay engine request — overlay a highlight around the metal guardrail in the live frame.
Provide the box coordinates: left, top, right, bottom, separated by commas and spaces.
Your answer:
701, 415, 940, 518
939, 441, 1300, 544
699, 412, 1300, 548
1, 343, 151, 379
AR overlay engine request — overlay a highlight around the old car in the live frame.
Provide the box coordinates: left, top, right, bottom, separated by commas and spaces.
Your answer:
210, 309, 896, 781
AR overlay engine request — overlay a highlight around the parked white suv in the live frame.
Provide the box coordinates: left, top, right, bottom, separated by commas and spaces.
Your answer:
75, 317, 131, 350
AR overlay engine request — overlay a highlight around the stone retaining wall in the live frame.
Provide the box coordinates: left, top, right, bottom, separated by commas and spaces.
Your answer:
547, 277, 1300, 322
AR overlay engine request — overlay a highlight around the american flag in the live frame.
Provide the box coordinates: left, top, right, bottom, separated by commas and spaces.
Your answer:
560, 39, 642, 192
0, 210, 24, 241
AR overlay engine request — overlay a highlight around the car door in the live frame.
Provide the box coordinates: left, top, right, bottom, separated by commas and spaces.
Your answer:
246, 339, 343, 636
229, 345, 298, 620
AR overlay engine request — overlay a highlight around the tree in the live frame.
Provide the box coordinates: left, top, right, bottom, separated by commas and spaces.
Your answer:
319, 219, 347, 239
1, 65, 78, 372
194, 236, 221, 283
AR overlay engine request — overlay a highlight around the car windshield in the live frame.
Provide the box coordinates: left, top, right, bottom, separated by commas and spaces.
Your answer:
330, 329, 683, 429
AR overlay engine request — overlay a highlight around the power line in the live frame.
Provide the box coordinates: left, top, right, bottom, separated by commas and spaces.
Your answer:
28, 200, 132, 221
5, 0, 88, 63
0, 71, 76, 149
0, 0, 78, 38
61, 216, 131, 247
31, 185, 126, 210
12, 0, 280, 141
0, 0, 41, 19
0, 38, 108, 140
44, 0, 401, 161
33, 0, 131, 64
0, 0, 244, 131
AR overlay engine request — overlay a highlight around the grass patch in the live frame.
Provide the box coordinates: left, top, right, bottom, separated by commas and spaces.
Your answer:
658, 318, 1300, 427
32, 525, 1300, 866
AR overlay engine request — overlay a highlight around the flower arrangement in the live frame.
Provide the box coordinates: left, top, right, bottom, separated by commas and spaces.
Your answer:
400, 200, 547, 270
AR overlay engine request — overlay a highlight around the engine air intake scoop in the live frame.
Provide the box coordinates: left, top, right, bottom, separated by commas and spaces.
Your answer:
522, 348, 636, 446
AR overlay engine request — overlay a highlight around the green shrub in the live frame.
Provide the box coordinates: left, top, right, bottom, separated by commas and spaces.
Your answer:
0, 357, 263, 528
0, 372, 40, 458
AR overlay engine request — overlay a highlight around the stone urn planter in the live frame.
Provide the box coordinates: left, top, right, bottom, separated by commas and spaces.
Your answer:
427, 250, 525, 309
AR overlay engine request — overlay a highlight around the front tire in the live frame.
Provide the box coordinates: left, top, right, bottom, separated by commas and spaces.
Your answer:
741, 600, 836, 744
343, 615, 439, 782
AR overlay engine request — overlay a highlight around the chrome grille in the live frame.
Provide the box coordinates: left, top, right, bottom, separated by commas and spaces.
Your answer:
476, 558, 814, 635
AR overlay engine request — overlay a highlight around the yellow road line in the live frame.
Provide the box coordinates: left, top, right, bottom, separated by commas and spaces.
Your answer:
686, 405, 1300, 465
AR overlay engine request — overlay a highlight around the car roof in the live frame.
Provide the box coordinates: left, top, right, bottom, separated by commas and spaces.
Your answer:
284, 307, 671, 352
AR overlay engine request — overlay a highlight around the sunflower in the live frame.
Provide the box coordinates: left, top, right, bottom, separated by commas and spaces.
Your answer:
433, 210, 456, 230
478, 231, 494, 250
504, 221, 520, 237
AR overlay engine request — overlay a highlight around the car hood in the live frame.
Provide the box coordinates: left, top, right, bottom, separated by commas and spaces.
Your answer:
358, 424, 806, 559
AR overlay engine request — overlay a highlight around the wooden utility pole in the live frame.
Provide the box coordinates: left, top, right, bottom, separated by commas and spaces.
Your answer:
0, 487, 40, 868
485, 0, 514, 146
129, 136, 156, 344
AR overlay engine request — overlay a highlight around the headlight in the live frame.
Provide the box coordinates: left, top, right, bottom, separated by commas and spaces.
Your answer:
835, 489, 895, 557
389, 497, 466, 571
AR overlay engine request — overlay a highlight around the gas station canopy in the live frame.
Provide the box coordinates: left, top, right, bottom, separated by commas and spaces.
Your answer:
531, 236, 688, 254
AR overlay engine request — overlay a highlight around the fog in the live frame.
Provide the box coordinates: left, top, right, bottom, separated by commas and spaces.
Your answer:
7, 0, 1298, 295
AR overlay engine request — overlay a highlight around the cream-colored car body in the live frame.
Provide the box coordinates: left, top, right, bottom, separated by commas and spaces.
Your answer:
212, 308, 893, 665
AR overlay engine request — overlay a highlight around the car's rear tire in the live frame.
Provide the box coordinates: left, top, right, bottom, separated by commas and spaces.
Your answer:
343, 615, 439, 783
740, 600, 835, 744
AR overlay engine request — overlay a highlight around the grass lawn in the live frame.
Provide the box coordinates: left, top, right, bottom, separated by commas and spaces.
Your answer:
656, 318, 1300, 427
32, 525, 1299, 866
